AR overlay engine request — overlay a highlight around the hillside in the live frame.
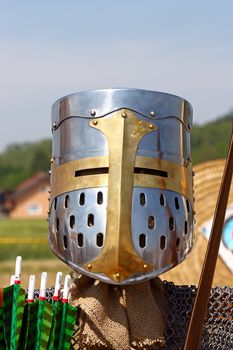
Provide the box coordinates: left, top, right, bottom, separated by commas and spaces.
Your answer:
0, 113, 232, 191
191, 114, 232, 163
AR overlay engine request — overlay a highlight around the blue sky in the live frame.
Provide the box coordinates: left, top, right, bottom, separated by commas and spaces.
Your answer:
0, 1, 232, 151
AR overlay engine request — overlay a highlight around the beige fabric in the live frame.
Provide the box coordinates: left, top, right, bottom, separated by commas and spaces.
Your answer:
162, 159, 233, 286
70, 275, 168, 350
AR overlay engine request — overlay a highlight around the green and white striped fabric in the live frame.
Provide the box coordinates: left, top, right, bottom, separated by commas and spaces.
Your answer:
47, 301, 62, 350
3, 284, 25, 350
0, 283, 77, 349
59, 303, 77, 350
35, 299, 53, 350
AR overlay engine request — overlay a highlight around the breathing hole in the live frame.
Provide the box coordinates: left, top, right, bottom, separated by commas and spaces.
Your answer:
186, 199, 190, 213
97, 191, 103, 205
54, 198, 57, 210
160, 236, 166, 249
175, 197, 179, 210
79, 193, 85, 206
70, 215, 75, 229
169, 217, 175, 230
96, 233, 104, 247
160, 193, 165, 206
64, 195, 69, 208
77, 233, 84, 247
176, 237, 180, 248
139, 233, 146, 248
184, 221, 188, 235
148, 216, 155, 229
56, 218, 59, 231
87, 214, 94, 227
140, 193, 146, 206
63, 235, 68, 250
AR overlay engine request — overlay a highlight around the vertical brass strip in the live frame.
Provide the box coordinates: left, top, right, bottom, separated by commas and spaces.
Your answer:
84, 109, 156, 282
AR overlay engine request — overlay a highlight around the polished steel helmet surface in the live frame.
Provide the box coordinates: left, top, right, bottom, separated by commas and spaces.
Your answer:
48, 88, 194, 285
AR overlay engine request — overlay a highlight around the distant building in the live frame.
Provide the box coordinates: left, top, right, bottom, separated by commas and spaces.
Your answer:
10, 173, 50, 218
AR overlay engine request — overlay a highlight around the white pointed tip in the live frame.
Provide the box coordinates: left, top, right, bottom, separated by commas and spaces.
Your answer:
39, 272, 47, 299
63, 274, 71, 301
28, 275, 36, 301
56, 271, 62, 286
15, 256, 22, 283
53, 272, 62, 298
10, 275, 15, 285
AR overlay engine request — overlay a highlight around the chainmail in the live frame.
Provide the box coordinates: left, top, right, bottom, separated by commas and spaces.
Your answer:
26, 287, 55, 303
163, 281, 233, 350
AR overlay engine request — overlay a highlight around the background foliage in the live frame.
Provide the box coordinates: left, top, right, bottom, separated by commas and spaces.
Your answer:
0, 139, 51, 191
191, 114, 232, 164
0, 114, 232, 191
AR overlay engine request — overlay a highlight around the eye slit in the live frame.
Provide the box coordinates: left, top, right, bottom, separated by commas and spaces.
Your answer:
160, 235, 166, 250
148, 216, 155, 229
64, 195, 69, 208
70, 215, 75, 229
54, 198, 57, 210
139, 233, 146, 248
77, 233, 84, 247
56, 218, 59, 232
174, 197, 179, 210
186, 199, 190, 213
169, 217, 175, 231
97, 191, 103, 205
63, 235, 68, 250
184, 221, 188, 235
96, 233, 104, 247
75, 167, 108, 176
160, 193, 165, 206
79, 193, 85, 206
87, 214, 94, 227
140, 193, 146, 206
134, 168, 168, 177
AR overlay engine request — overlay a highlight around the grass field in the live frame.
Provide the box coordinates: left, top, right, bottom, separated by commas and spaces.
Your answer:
0, 218, 48, 236
0, 218, 70, 288
0, 218, 53, 260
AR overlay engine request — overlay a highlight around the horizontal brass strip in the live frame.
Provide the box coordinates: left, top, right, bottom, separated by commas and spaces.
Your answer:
50, 155, 193, 206
135, 155, 187, 172
50, 157, 109, 204
134, 156, 193, 202
134, 173, 192, 202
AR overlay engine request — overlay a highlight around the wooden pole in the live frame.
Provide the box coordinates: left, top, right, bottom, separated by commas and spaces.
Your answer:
184, 125, 233, 350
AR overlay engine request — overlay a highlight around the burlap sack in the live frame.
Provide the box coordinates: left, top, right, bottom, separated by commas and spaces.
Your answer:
70, 275, 168, 350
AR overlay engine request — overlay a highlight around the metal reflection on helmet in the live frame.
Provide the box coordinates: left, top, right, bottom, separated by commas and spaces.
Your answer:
48, 88, 194, 285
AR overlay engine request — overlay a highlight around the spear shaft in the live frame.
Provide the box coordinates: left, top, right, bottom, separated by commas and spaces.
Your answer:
184, 125, 233, 350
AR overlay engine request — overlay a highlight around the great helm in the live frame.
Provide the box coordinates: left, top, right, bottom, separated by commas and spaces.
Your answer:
48, 88, 194, 285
